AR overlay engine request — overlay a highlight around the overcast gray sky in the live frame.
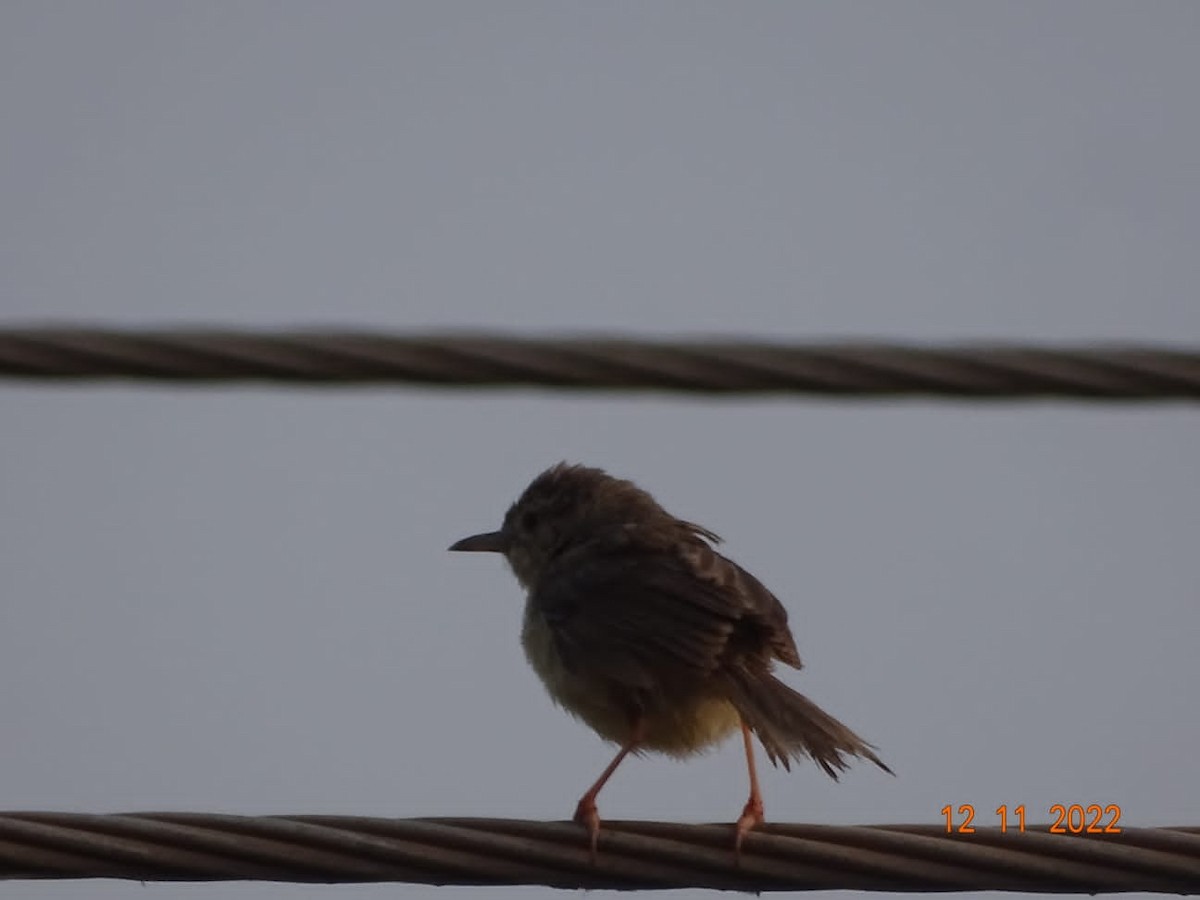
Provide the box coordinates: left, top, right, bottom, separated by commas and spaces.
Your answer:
2, 3, 1198, 899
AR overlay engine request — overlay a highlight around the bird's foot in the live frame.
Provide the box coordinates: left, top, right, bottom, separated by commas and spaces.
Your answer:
573, 796, 602, 863
733, 796, 765, 861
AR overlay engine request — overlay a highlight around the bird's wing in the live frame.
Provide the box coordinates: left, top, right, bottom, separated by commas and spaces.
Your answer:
531, 537, 800, 698
679, 540, 803, 669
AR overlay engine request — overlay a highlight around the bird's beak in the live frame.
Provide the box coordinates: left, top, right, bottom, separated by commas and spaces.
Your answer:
448, 530, 508, 553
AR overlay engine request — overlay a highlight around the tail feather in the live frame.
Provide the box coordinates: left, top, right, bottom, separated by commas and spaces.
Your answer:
724, 671, 893, 778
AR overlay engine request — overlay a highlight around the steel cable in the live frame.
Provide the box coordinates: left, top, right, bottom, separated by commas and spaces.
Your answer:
1, 327, 1198, 399
0, 814, 1197, 891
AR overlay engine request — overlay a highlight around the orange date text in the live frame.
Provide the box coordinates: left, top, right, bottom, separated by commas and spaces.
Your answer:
941, 804, 1122, 834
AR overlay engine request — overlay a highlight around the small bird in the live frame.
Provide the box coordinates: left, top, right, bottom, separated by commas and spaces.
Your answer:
449, 462, 890, 856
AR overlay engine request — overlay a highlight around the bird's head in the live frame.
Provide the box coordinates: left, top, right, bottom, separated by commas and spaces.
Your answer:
448, 462, 707, 589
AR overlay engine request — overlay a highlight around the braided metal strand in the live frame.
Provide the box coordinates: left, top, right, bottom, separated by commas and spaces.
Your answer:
1, 327, 1198, 399
0, 814, 1198, 891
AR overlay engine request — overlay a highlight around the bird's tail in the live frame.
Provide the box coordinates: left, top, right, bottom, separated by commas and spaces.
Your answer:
723, 670, 893, 777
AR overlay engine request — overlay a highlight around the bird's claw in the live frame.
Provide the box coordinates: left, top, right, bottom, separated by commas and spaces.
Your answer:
573, 797, 602, 863
733, 796, 765, 862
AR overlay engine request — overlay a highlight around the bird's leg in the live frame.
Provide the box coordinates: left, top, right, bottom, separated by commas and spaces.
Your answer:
573, 718, 644, 860
734, 717, 765, 857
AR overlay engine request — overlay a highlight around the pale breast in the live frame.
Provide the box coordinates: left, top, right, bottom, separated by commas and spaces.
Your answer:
520, 599, 632, 743
520, 599, 741, 756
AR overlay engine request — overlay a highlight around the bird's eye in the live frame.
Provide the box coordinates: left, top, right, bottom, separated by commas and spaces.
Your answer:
521, 511, 540, 531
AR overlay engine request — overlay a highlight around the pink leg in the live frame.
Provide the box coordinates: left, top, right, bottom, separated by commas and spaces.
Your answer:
573, 719, 644, 861
734, 718, 765, 857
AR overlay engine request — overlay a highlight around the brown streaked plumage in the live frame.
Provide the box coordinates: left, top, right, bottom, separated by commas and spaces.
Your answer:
449, 462, 891, 857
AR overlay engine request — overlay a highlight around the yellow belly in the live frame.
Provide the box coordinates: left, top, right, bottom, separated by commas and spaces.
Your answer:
521, 601, 741, 756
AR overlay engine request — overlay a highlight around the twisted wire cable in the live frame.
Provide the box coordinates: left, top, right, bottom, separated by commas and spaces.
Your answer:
0, 814, 1197, 892
1, 326, 1198, 399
